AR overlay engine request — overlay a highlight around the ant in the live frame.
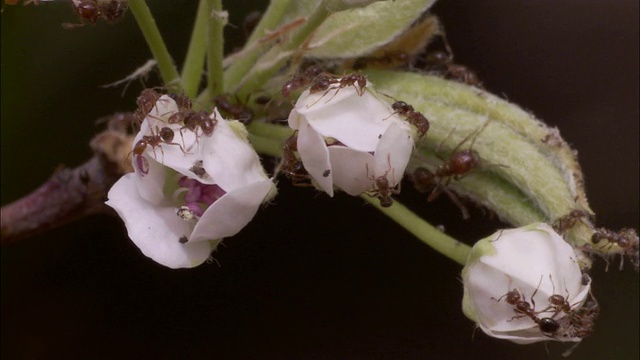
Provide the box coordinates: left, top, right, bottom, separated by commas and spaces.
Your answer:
167, 92, 193, 112
552, 209, 593, 235
130, 126, 187, 165
366, 155, 400, 208
492, 277, 561, 337
214, 94, 254, 125
309, 72, 367, 104
591, 227, 639, 271
412, 167, 469, 219
168, 110, 217, 146
134, 88, 163, 123
424, 50, 483, 88
427, 120, 493, 202
281, 66, 324, 98
280, 132, 313, 187
62, 0, 127, 29
389, 100, 430, 139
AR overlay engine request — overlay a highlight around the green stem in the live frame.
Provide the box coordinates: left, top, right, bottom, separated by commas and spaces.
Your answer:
128, 0, 181, 88
246, 121, 470, 266
207, 0, 225, 100
234, 4, 331, 98
361, 195, 470, 266
222, 0, 292, 90
181, 0, 209, 98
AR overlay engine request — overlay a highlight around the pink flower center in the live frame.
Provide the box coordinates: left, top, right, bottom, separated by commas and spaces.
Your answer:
178, 176, 226, 217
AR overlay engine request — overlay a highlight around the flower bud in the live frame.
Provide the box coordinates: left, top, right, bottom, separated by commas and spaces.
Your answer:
461, 223, 591, 344
287, 77, 414, 199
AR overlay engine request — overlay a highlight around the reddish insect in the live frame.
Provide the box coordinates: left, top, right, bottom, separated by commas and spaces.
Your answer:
366, 156, 400, 208
389, 100, 430, 139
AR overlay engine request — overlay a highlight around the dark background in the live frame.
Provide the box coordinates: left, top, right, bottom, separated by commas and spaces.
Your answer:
1, 0, 638, 359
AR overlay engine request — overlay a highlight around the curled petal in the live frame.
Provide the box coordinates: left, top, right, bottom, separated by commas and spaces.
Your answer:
190, 180, 275, 242
296, 119, 333, 196
201, 117, 268, 192
373, 122, 414, 186
327, 146, 374, 196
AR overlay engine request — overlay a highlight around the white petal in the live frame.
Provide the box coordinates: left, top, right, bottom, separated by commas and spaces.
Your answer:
106, 174, 216, 269
327, 146, 374, 196
373, 122, 414, 186
295, 86, 403, 152
201, 117, 268, 192
296, 119, 333, 196
135, 155, 167, 205
190, 180, 274, 241
287, 108, 302, 129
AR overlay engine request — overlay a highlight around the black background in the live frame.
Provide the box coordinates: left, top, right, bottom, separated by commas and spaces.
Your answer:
1, 1, 638, 359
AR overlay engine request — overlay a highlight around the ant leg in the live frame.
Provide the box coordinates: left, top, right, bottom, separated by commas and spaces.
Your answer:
530, 275, 544, 310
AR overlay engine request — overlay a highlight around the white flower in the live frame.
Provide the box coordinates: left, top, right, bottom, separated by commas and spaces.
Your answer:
106, 95, 276, 269
287, 79, 414, 199
461, 223, 591, 344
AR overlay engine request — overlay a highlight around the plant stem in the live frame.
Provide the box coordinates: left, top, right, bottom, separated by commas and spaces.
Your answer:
181, 0, 209, 98
223, 0, 292, 90
234, 4, 331, 98
207, 0, 224, 100
129, 0, 181, 88
361, 195, 470, 266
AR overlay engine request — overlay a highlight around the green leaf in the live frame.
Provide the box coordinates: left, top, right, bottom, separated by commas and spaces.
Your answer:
303, 0, 437, 60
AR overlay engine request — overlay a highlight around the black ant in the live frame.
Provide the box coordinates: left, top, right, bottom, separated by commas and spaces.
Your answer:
280, 132, 313, 187
366, 156, 400, 208
214, 94, 254, 125
412, 167, 469, 219
389, 101, 429, 139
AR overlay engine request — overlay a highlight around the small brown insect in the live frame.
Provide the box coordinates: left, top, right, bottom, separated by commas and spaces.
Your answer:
280, 132, 313, 187
281, 66, 324, 98
366, 156, 400, 208
214, 94, 254, 125
390, 100, 429, 139
424, 50, 483, 88
492, 277, 561, 337
591, 227, 639, 271
429, 120, 493, 200
134, 88, 162, 123
62, 0, 128, 28
552, 209, 592, 235
412, 167, 469, 219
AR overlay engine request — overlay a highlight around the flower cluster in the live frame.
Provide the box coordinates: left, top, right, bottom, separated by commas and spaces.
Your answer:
106, 95, 275, 268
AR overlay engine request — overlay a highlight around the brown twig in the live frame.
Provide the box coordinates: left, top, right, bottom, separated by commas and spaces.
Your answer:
1, 115, 135, 245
